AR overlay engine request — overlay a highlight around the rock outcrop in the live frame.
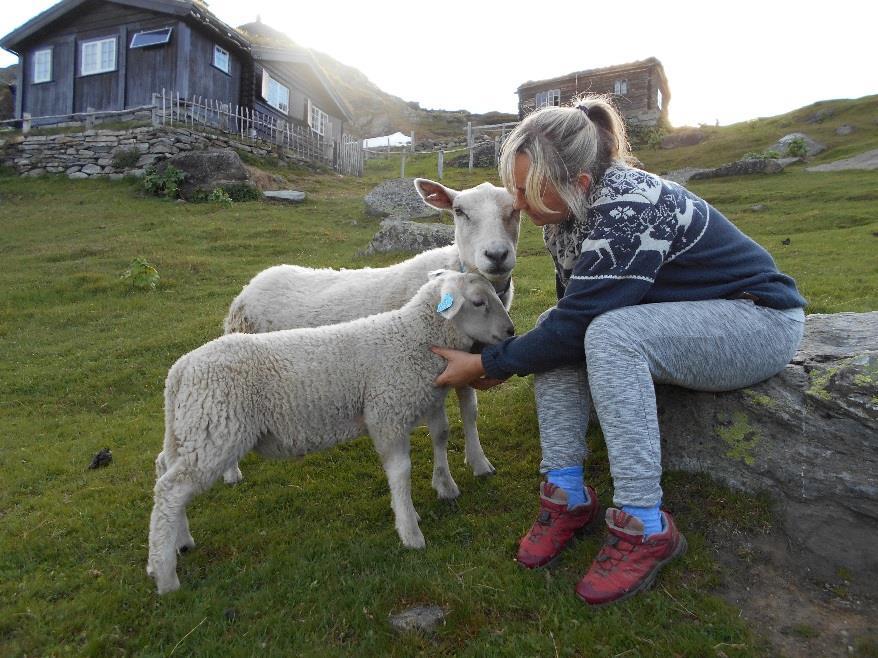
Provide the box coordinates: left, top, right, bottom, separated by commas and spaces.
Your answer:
768, 132, 826, 157
158, 148, 258, 200
660, 128, 707, 149
655, 312, 878, 594
362, 219, 454, 255
688, 157, 799, 181
364, 177, 438, 221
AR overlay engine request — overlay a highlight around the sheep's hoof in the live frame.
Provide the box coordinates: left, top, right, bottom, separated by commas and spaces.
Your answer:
471, 460, 497, 477
223, 466, 243, 485
156, 575, 181, 595
433, 475, 460, 500
401, 530, 426, 550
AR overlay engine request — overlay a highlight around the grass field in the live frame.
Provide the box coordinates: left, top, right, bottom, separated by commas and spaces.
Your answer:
1, 98, 876, 656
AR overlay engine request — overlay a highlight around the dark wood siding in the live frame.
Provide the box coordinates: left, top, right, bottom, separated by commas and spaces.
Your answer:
255, 62, 343, 140
21, 36, 75, 120
187, 28, 240, 106
124, 22, 180, 106
74, 30, 123, 112
15, 1, 182, 115
518, 62, 669, 126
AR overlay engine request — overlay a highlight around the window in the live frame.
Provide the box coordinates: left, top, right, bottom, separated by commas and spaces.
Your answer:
130, 27, 172, 49
33, 48, 52, 83
614, 79, 628, 95
261, 70, 289, 114
535, 89, 560, 109
656, 88, 663, 111
213, 44, 230, 74
308, 101, 329, 136
80, 37, 116, 75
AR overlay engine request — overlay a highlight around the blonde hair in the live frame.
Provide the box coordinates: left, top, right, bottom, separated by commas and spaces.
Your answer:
499, 94, 631, 220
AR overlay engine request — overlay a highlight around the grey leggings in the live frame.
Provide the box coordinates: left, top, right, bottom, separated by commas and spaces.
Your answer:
534, 300, 805, 507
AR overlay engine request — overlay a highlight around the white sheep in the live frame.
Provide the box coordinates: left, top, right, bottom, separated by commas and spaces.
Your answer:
221, 178, 520, 491
147, 271, 515, 594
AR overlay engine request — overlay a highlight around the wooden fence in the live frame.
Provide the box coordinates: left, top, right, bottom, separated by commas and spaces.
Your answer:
152, 90, 364, 176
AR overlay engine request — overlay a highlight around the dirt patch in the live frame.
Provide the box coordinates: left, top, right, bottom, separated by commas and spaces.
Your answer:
708, 527, 877, 657
807, 149, 878, 172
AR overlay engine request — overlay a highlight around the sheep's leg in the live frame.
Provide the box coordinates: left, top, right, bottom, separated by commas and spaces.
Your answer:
176, 512, 195, 553
147, 461, 197, 594
425, 406, 460, 500
223, 463, 243, 485
456, 386, 496, 476
154, 451, 196, 551
155, 451, 168, 478
372, 433, 425, 549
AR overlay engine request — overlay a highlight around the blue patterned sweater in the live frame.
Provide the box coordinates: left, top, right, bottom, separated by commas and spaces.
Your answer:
481, 164, 806, 379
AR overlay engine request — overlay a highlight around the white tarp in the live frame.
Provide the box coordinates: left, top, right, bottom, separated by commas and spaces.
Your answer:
363, 131, 411, 148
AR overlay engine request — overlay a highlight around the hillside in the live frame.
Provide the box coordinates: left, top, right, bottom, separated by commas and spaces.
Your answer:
637, 94, 878, 172
0, 95, 875, 656
310, 50, 517, 143
0, 64, 15, 121
235, 20, 515, 142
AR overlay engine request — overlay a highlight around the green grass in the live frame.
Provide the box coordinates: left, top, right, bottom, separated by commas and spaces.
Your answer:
1, 102, 876, 655
637, 95, 878, 171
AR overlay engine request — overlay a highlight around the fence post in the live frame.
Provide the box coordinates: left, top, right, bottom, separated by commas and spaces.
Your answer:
151, 94, 159, 127
467, 121, 473, 170
86, 107, 95, 130
494, 135, 500, 165
437, 149, 444, 180
22, 112, 31, 135
400, 150, 406, 178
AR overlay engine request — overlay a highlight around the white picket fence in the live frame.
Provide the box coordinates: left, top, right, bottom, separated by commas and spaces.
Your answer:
151, 90, 364, 177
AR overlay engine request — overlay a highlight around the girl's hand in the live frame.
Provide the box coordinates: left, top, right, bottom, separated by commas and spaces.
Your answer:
431, 346, 505, 389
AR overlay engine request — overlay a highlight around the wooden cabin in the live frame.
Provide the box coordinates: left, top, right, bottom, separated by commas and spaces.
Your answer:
0, 0, 351, 135
516, 58, 670, 127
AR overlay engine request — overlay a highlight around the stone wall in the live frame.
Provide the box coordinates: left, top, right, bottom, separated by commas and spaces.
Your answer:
0, 125, 282, 180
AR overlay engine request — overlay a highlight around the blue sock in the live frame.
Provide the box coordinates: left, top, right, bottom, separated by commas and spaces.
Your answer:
546, 466, 590, 509
622, 504, 664, 537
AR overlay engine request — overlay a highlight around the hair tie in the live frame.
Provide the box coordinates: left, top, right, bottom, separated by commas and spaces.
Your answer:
578, 105, 591, 119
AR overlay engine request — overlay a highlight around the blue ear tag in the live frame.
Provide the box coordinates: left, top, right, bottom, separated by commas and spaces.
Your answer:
436, 292, 454, 313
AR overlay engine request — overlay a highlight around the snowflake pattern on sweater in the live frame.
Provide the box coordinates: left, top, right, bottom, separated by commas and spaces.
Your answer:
544, 164, 709, 291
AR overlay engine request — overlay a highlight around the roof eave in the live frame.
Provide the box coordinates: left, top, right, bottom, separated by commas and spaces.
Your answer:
0, 0, 192, 51
256, 47, 353, 122
516, 57, 664, 93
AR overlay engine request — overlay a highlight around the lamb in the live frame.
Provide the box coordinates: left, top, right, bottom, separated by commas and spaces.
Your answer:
221, 178, 520, 490
147, 271, 514, 594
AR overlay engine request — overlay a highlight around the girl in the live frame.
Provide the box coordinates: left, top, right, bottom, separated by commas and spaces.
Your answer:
431, 95, 805, 606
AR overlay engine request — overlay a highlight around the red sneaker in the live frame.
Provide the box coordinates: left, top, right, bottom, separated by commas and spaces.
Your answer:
575, 508, 687, 606
516, 482, 600, 569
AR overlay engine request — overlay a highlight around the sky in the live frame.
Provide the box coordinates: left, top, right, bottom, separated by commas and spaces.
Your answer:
1, 0, 875, 128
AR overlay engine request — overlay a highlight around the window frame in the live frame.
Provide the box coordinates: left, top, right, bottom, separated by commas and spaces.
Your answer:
130, 27, 173, 49
309, 102, 329, 136
80, 36, 117, 76
212, 44, 230, 75
32, 47, 53, 84
535, 88, 560, 109
261, 70, 290, 115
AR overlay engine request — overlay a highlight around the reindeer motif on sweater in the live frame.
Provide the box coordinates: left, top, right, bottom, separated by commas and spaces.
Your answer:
482, 163, 805, 379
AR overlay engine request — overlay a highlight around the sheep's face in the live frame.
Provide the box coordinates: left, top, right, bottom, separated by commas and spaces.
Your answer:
431, 271, 515, 346
415, 179, 520, 284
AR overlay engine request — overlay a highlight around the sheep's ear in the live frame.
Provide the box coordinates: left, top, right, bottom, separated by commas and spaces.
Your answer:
415, 178, 457, 210
436, 275, 464, 319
